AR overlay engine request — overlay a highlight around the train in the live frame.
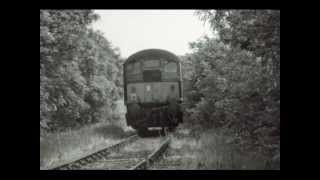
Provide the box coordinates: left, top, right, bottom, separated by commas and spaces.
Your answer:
123, 49, 183, 136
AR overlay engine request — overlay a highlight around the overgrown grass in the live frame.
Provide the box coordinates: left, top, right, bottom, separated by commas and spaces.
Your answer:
40, 122, 135, 170
169, 129, 201, 169
194, 128, 279, 169
168, 125, 279, 170
94, 124, 135, 139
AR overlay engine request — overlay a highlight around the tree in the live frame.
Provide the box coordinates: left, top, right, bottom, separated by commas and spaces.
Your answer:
196, 10, 280, 89
180, 10, 280, 163
40, 10, 124, 132
194, 10, 280, 133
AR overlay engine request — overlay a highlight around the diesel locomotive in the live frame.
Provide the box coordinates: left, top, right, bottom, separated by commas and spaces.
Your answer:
123, 49, 183, 135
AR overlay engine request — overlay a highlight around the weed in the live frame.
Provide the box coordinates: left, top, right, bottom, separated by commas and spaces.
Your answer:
40, 122, 129, 169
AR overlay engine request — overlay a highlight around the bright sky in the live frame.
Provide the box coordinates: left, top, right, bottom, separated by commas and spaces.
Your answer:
91, 10, 213, 58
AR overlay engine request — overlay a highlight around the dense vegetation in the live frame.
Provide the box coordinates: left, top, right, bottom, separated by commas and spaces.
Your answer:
40, 9, 280, 169
181, 10, 280, 167
40, 10, 124, 135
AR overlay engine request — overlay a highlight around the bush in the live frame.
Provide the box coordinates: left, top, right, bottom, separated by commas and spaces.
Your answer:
180, 10, 280, 169
196, 129, 273, 169
94, 124, 126, 139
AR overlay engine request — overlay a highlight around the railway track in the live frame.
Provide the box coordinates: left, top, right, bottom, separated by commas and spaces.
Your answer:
51, 134, 170, 170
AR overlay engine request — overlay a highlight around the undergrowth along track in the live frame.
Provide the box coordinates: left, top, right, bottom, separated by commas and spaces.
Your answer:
51, 133, 171, 170
51, 134, 139, 170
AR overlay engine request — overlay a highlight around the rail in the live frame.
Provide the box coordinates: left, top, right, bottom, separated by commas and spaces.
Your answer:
51, 134, 139, 170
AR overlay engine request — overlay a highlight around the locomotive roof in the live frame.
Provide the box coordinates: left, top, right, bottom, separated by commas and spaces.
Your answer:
125, 49, 180, 65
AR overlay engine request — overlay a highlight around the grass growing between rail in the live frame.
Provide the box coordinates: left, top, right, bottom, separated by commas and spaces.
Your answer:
40, 122, 135, 170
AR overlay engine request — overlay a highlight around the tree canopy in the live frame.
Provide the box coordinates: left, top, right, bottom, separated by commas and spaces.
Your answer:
40, 10, 124, 132
181, 10, 280, 167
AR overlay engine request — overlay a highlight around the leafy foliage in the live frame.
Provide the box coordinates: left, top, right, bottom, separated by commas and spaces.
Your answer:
182, 10, 280, 166
40, 10, 124, 133
196, 10, 280, 87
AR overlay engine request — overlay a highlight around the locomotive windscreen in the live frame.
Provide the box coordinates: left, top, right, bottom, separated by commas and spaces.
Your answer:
143, 70, 161, 82
143, 59, 160, 68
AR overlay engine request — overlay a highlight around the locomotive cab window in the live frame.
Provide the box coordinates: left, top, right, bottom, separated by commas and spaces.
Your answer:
143, 60, 160, 68
164, 62, 177, 73
126, 63, 133, 74
132, 62, 141, 74
126, 61, 143, 82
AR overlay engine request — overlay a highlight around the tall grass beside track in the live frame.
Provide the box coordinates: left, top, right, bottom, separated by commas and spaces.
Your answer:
171, 126, 279, 170
40, 122, 135, 170
195, 129, 270, 169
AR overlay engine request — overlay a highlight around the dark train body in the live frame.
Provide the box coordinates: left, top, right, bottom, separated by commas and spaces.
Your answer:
123, 49, 183, 135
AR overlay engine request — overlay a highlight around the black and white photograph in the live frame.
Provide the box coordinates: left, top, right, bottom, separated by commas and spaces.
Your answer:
40, 9, 280, 170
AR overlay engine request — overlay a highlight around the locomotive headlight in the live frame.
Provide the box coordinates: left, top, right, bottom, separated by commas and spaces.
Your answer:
146, 85, 151, 92
179, 98, 183, 103
130, 86, 137, 102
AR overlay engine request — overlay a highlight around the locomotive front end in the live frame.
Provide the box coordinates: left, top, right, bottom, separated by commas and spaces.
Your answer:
123, 49, 183, 135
